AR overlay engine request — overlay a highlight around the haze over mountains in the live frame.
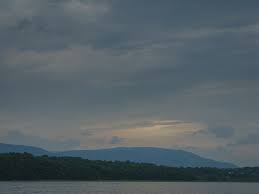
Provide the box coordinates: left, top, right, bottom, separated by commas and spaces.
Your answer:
0, 143, 236, 168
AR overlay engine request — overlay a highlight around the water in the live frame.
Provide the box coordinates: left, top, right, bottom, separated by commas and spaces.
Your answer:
0, 182, 258, 194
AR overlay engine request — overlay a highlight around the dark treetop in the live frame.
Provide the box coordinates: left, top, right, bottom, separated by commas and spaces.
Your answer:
0, 153, 258, 182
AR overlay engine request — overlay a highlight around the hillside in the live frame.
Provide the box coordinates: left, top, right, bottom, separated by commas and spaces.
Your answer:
0, 143, 236, 168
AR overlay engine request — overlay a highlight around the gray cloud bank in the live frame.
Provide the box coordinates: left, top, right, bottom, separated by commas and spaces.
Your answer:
230, 133, 259, 146
196, 126, 235, 138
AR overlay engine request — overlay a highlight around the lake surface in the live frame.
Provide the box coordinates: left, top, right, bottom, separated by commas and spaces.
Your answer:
0, 182, 258, 194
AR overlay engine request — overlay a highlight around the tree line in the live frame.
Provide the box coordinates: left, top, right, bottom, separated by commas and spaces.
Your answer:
0, 153, 258, 181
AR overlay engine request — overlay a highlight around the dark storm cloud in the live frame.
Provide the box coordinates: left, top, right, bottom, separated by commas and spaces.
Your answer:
0, 0, 258, 51
0, 0, 258, 117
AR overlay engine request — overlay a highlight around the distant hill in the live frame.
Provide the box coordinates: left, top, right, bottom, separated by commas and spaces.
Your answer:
0, 143, 49, 155
0, 143, 237, 168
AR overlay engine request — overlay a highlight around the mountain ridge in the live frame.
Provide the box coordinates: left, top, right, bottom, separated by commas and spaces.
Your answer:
0, 143, 237, 168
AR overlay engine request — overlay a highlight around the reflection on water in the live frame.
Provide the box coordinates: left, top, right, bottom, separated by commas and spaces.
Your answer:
0, 181, 258, 194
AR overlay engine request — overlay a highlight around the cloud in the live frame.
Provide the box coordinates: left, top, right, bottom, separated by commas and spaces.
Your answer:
64, 0, 109, 22
77, 119, 205, 149
0, 130, 80, 151
109, 136, 125, 145
80, 119, 198, 133
196, 126, 235, 138
231, 133, 259, 145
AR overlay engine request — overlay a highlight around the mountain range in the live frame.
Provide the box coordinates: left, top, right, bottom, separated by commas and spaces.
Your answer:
0, 143, 237, 168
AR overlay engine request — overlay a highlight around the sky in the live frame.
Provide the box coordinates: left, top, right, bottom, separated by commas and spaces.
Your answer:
0, 0, 258, 166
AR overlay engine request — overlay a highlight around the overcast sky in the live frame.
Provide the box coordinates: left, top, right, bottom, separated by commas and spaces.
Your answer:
0, 0, 258, 166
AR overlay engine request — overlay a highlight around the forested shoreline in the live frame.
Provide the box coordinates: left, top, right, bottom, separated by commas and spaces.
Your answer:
0, 153, 258, 182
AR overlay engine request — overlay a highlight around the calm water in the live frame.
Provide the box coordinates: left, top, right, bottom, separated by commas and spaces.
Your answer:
0, 182, 258, 194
